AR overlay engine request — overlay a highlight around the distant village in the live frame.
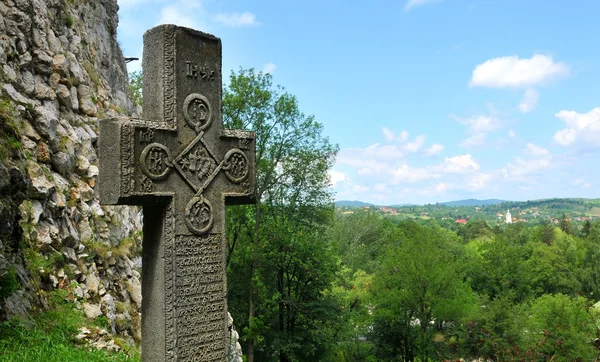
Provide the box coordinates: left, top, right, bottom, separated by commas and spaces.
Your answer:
337, 199, 600, 226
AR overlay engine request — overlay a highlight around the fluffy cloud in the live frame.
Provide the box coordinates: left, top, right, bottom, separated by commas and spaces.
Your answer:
215, 12, 261, 27
553, 107, 600, 148
262, 63, 277, 74
469, 54, 569, 88
524, 143, 549, 157
468, 173, 492, 191
454, 114, 502, 148
381, 128, 418, 147
457, 115, 501, 134
518, 88, 539, 113
157, 1, 204, 29
439, 154, 480, 173
424, 143, 444, 156
391, 164, 438, 184
328, 170, 349, 186
501, 143, 552, 181
404, 135, 426, 152
404, 0, 443, 11
460, 133, 486, 148
336, 143, 404, 175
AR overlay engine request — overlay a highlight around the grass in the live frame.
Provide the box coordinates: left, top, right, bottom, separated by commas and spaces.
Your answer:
83, 236, 138, 260
0, 99, 22, 160
0, 290, 140, 361
82, 61, 102, 88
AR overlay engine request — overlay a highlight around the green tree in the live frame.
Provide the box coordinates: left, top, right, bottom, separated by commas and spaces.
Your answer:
521, 294, 598, 360
128, 71, 142, 106
223, 68, 338, 362
560, 213, 574, 235
370, 222, 476, 361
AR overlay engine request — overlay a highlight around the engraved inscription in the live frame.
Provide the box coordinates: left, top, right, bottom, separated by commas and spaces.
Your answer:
186, 61, 216, 81
120, 123, 135, 196
185, 197, 214, 235
223, 149, 249, 183
139, 128, 155, 144
183, 93, 212, 133
140, 143, 172, 181
140, 175, 153, 193
174, 235, 226, 360
238, 138, 250, 150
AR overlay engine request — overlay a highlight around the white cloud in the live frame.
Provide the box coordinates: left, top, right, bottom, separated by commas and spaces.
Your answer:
262, 63, 276, 74
378, 128, 426, 152
404, 0, 443, 11
460, 133, 486, 148
158, 4, 200, 28
424, 143, 444, 156
439, 154, 480, 173
391, 164, 438, 184
454, 114, 502, 148
404, 135, 426, 152
457, 115, 501, 134
553, 107, 600, 148
469, 173, 492, 191
469, 54, 569, 88
215, 12, 261, 27
500, 144, 553, 181
501, 157, 552, 179
382, 127, 395, 141
519, 88, 539, 113
336, 143, 403, 176
434, 182, 452, 193
508, 129, 516, 139
524, 143, 549, 157
329, 170, 349, 186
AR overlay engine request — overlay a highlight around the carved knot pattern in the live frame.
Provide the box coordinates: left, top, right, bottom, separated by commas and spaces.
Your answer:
185, 196, 214, 235
183, 93, 212, 133
223, 149, 249, 183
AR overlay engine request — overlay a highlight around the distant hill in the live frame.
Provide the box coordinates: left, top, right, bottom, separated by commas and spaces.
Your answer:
335, 200, 376, 207
440, 199, 507, 207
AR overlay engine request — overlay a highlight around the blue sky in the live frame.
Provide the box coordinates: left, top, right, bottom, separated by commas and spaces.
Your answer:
117, 0, 600, 205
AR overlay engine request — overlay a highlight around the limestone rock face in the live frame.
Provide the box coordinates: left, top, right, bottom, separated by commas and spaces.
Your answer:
0, 0, 142, 349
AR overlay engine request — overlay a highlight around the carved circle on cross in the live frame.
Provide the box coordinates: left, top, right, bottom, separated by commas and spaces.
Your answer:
185, 195, 214, 235
183, 93, 212, 133
222, 148, 249, 183
140, 142, 173, 181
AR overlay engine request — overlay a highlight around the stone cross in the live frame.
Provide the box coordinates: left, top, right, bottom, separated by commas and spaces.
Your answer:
98, 25, 256, 362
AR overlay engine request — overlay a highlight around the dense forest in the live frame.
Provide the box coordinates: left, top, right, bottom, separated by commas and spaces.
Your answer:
221, 70, 600, 361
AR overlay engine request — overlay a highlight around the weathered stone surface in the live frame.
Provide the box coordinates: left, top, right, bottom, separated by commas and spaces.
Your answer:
51, 54, 69, 76
26, 161, 55, 198
77, 84, 97, 116
2, 83, 34, 106
83, 303, 103, 319
99, 25, 256, 362
33, 103, 59, 139
56, 84, 71, 108
51, 151, 75, 175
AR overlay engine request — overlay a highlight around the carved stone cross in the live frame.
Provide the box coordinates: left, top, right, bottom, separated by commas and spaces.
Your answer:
98, 25, 256, 362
